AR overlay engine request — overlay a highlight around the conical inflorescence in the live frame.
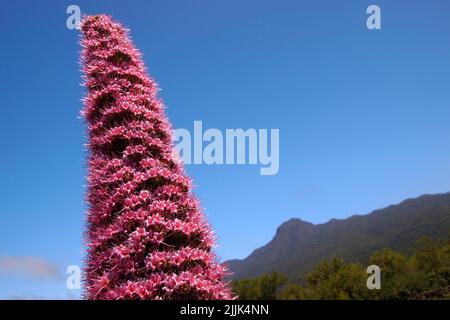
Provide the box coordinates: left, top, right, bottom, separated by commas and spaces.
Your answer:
80, 15, 232, 300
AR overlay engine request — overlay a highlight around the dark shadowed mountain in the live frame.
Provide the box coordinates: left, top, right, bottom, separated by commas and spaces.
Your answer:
225, 193, 450, 281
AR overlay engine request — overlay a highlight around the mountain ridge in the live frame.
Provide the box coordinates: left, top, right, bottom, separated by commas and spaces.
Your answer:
225, 193, 450, 281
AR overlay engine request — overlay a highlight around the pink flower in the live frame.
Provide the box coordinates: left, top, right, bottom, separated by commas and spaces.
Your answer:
139, 190, 150, 201
81, 14, 232, 300
113, 244, 131, 259
98, 274, 110, 289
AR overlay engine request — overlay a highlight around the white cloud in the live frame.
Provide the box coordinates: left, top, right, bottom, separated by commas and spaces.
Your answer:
0, 256, 62, 280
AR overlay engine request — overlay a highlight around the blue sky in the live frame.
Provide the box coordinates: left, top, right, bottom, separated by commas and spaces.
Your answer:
1, 0, 450, 299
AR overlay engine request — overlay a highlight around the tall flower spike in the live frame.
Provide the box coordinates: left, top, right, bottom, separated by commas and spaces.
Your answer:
80, 15, 232, 300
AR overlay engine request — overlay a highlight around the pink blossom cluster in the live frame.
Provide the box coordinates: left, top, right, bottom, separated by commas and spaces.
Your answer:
80, 15, 232, 300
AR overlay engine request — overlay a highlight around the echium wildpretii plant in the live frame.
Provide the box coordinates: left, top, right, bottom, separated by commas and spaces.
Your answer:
80, 15, 232, 300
